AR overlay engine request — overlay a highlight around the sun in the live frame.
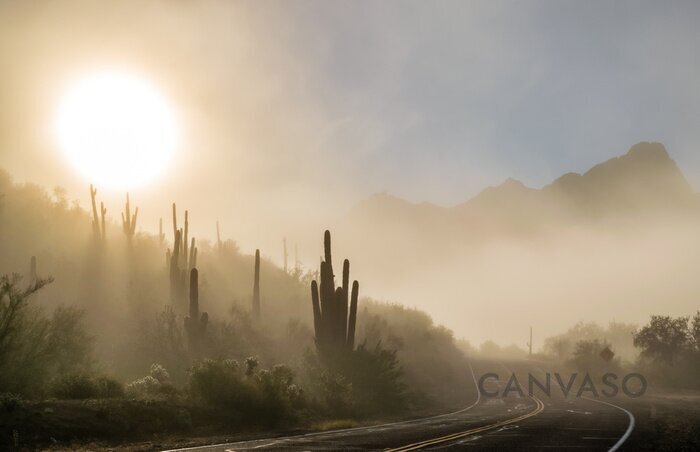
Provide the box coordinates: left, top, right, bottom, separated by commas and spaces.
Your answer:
54, 71, 178, 189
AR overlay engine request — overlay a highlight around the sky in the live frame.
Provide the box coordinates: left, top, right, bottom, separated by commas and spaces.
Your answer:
2, 0, 700, 258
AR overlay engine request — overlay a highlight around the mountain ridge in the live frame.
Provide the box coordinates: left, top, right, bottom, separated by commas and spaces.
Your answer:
352, 142, 696, 227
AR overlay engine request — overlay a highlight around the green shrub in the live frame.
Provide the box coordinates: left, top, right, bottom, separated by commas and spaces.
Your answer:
50, 374, 98, 399
304, 341, 406, 417
189, 358, 303, 425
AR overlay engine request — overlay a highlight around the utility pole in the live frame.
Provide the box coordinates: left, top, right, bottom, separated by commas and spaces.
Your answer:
528, 326, 533, 357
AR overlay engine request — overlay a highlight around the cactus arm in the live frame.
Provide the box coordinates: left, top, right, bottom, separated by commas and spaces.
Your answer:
100, 202, 106, 241
311, 280, 322, 341
90, 185, 99, 237
323, 230, 333, 277
172, 203, 177, 240
131, 207, 138, 235
341, 259, 349, 340
253, 249, 261, 320
189, 268, 199, 319
347, 280, 359, 350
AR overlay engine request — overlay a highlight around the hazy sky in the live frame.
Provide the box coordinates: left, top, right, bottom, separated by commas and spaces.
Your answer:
2, 0, 700, 251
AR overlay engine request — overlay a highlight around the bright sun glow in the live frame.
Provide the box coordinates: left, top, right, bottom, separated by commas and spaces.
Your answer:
55, 71, 177, 189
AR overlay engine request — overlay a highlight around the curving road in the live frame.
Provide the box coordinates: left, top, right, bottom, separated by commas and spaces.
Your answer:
164, 359, 640, 451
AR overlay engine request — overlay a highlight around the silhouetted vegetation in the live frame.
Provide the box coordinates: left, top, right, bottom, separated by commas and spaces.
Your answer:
633, 312, 700, 389
0, 171, 475, 447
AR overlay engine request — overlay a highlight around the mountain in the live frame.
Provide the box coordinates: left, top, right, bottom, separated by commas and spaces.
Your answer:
336, 142, 700, 285
349, 142, 697, 237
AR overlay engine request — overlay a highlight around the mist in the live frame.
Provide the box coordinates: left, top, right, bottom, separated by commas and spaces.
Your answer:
2, 1, 700, 450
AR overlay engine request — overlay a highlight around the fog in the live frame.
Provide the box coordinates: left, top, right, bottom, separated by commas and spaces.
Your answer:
4, 2, 700, 448
2, 1, 700, 350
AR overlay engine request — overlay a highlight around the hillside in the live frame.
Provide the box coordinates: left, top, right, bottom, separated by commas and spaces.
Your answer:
0, 167, 474, 413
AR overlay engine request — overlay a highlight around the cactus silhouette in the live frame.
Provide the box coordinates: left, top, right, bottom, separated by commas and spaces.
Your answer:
159, 217, 165, 246
252, 249, 261, 321
283, 237, 288, 273
89, 184, 107, 243
121, 193, 138, 242
311, 230, 359, 354
167, 203, 197, 309
184, 268, 208, 354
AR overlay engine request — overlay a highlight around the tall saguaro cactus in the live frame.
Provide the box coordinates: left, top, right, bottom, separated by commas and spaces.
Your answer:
89, 185, 107, 243
167, 203, 197, 309
121, 193, 139, 241
283, 237, 288, 273
252, 249, 261, 321
159, 218, 165, 246
311, 230, 359, 355
184, 268, 208, 354
216, 221, 222, 252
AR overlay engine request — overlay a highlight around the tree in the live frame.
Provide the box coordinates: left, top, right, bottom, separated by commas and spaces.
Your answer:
633, 315, 690, 365
0, 273, 93, 395
691, 311, 700, 351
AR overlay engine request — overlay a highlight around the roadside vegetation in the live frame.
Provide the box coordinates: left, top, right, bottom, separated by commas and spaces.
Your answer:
0, 170, 474, 448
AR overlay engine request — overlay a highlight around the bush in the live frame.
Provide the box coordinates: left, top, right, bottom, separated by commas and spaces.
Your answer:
189, 358, 303, 425
125, 376, 161, 398
94, 376, 124, 398
50, 374, 123, 399
50, 374, 97, 399
0, 275, 94, 397
0, 393, 21, 412
304, 342, 407, 417
125, 364, 177, 398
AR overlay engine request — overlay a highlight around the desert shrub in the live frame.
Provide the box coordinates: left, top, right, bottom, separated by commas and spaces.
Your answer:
50, 374, 98, 399
125, 364, 177, 398
49, 374, 123, 400
149, 363, 171, 384
0, 393, 21, 412
0, 275, 94, 397
132, 308, 189, 385
347, 342, 406, 414
126, 376, 161, 398
568, 339, 622, 374
94, 376, 124, 398
304, 341, 406, 417
189, 358, 303, 425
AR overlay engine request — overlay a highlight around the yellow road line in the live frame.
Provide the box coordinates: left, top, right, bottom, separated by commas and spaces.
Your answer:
386, 396, 545, 451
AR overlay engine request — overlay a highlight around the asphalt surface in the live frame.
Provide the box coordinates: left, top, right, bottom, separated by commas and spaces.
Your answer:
163, 360, 645, 451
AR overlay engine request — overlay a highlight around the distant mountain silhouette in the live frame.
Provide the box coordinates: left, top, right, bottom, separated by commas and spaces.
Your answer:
340, 142, 700, 271
350, 142, 697, 236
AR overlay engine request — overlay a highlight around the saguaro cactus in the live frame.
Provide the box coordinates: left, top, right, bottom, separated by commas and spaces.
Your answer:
310, 230, 359, 355
184, 268, 208, 354
283, 237, 288, 273
252, 249, 261, 321
167, 203, 197, 309
121, 193, 139, 241
159, 218, 165, 246
89, 185, 107, 242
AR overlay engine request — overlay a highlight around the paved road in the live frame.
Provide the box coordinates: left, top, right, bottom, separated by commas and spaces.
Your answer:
164, 360, 640, 451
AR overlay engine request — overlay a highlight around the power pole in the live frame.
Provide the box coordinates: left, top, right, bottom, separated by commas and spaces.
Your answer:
528, 326, 533, 357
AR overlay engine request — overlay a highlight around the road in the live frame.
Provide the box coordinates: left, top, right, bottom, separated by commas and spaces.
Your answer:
164, 359, 644, 451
